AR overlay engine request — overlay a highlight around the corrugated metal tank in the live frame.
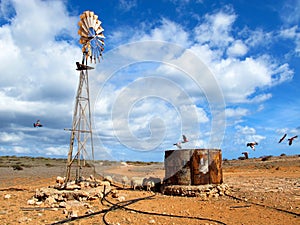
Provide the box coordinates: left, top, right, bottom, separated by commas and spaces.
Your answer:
164, 149, 223, 185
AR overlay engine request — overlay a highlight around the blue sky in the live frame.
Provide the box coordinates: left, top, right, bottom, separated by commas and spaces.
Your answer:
0, 0, 299, 162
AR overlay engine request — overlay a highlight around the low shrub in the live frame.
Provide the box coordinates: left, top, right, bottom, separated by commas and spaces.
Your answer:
12, 165, 23, 170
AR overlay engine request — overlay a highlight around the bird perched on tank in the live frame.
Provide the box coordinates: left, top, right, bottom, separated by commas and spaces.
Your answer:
278, 133, 287, 143
288, 135, 298, 146
246, 142, 258, 150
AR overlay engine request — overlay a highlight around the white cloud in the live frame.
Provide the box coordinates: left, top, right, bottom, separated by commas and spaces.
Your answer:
213, 56, 292, 103
0, 0, 297, 159
12, 146, 31, 154
226, 107, 248, 118
0, 0, 80, 119
279, 26, 300, 56
11, 0, 77, 48
44, 146, 67, 156
243, 28, 274, 48
280, 0, 300, 25
85, 8, 295, 157
227, 40, 248, 57
236, 125, 256, 135
0, 131, 23, 142
119, 0, 137, 12
280, 26, 298, 39
136, 18, 191, 48
249, 93, 272, 103
233, 125, 266, 147
194, 9, 236, 48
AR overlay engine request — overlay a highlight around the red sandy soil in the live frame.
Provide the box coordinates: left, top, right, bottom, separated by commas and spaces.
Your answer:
0, 155, 299, 225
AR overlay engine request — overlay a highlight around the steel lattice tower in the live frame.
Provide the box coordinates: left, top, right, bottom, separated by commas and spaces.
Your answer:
65, 58, 95, 183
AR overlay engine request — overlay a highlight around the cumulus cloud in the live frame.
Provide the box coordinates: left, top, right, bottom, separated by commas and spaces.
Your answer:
0, 0, 297, 160
279, 26, 300, 56
227, 40, 248, 57
194, 9, 236, 48
0, 0, 80, 156
234, 125, 266, 147
236, 125, 256, 135
0, 131, 23, 142
226, 107, 248, 118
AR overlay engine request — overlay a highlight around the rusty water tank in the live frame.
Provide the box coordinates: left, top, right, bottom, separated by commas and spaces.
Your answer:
164, 149, 223, 185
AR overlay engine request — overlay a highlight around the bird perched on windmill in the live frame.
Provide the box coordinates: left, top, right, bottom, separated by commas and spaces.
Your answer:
76, 62, 94, 71
173, 135, 189, 149
288, 135, 298, 146
246, 142, 258, 150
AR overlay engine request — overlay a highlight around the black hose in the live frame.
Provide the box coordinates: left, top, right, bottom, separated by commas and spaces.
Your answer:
225, 193, 300, 217
102, 192, 227, 225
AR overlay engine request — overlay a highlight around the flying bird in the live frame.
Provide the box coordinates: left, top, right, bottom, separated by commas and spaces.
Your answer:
33, 120, 43, 128
173, 135, 189, 149
182, 135, 189, 143
288, 135, 298, 146
173, 142, 182, 149
278, 133, 287, 143
246, 142, 258, 150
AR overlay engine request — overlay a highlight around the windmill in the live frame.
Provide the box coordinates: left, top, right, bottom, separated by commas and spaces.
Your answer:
64, 11, 105, 185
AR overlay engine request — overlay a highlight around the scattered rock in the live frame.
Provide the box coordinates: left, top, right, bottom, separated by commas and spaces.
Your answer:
149, 219, 156, 223
162, 183, 230, 198
27, 198, 38, 205
27, 175, 112, 219
68, 210, 79, 218
18, 216, 32, 223
4, 194, 11, 199
117, 195, 126, 202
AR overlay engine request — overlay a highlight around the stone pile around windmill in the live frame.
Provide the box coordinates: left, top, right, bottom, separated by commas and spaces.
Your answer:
27, 175, 114, 218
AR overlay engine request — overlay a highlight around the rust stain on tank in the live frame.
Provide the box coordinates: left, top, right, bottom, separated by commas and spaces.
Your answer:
164, 149, 223, 185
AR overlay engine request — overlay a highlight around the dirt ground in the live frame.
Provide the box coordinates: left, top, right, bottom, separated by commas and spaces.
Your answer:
0, 155, 299, 225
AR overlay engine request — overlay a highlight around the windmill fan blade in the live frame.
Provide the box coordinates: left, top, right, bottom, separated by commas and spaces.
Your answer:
82, 18, 90, 32
78, 21, 88, 34
89, 11, 94, 17
78, 29, 89, 38
80, 12, 87, 20
96, 39, 105, 45
80, 37, 89, 43
78, 26, 89, 35
97, 33, 105, 39
89, 12, 96, 27
86, 11, 94, 27
90, 17, 97, 28
96, 28, 104, 35
94, 20, 102, 30
79, 39, 88, 45
84, 11, 90, 18
79, 20, 89, 35
87, 16, 92, 28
